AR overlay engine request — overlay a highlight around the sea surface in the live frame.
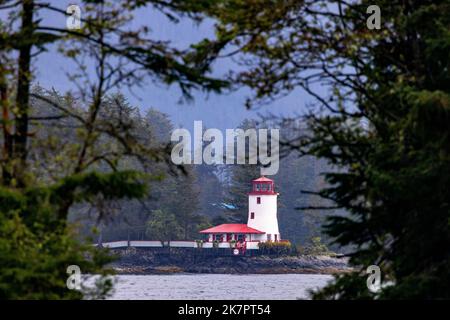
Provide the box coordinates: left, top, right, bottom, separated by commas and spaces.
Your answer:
107, 274, 334, 300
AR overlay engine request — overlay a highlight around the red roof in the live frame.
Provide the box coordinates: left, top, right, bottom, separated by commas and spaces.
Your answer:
199, 224, 265, 234
253, 176, 273, 182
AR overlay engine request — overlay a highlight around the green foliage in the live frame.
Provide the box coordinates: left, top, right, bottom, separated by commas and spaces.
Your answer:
275, 152, 338, 246
258, 241, 292, 256
223, 119, 261, 223
51, 171, 148, 205
160, 167, 204, 239
195, 240, 204, 248
1, 0, 235, 300
145, 210, 183, 246
222, 118, 336, 243
0, 170, 146, 299
209, 0, 450, 299
298, 237, 333, 256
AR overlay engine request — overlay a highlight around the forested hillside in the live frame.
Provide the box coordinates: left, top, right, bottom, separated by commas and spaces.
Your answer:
27, 89, 339, 247
25, 91, 334, 244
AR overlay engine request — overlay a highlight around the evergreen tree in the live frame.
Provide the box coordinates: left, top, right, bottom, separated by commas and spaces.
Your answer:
160, 166, 203, 239
0, 0, 230, 298
195, 163, 224, 219
223, 119, 260, 223
207, 0, 450, 298
146, 210, 183, 247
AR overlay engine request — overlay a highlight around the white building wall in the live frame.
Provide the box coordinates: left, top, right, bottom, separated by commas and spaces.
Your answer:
247, 194, 280, 241
251, 234, 266, 242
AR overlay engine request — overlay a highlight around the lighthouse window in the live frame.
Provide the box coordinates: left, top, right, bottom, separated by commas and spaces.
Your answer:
261, 184, 267, 191
257, 197, 261, 204
255, 184, 260, 191
268, 184, 272, 191
250, 212, 255, 219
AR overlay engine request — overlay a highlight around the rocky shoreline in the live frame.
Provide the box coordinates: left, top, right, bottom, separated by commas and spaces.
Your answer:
109, 248, 352, 275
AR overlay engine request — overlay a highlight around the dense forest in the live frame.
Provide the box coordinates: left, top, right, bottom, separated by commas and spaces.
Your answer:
27, 85, 336, 247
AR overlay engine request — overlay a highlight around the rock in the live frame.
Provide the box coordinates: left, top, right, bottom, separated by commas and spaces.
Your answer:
109, 248, 352, 275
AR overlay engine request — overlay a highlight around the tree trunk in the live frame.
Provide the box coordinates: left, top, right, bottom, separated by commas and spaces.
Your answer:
13, 0, 34, 187
0, 72, 13, 184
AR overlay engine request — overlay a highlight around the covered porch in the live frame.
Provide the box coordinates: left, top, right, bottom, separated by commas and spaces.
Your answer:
204, 232, 258, 243
199, 223, 265, 249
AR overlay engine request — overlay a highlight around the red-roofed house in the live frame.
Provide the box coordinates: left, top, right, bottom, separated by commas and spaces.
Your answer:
199, 224, 265, 242
199, 176, 281, 246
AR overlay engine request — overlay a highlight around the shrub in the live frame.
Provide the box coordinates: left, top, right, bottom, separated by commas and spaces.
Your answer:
195, 240, 204, 248
258, 241, 292, 255
298, 237, 334, 256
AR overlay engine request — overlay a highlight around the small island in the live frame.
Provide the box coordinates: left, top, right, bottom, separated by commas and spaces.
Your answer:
109, 247, 351, 275
100, 177, 349, 275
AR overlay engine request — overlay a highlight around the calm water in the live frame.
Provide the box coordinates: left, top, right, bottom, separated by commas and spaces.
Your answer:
108, 274, 334, 300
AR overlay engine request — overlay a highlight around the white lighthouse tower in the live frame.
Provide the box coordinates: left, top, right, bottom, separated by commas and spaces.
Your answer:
247, 176, 280, 242
199, 176, 281, 246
